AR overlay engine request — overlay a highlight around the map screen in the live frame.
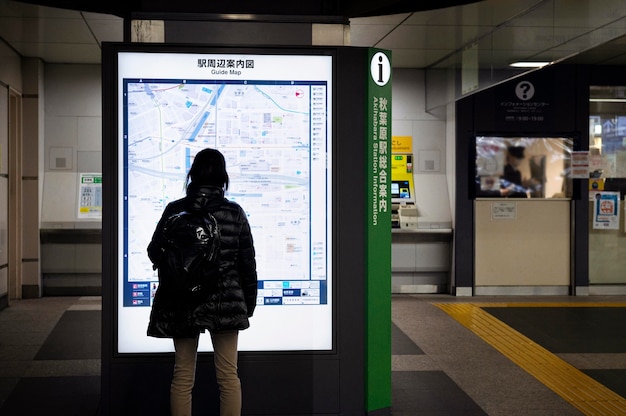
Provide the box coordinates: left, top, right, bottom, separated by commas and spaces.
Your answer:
115, 51, 333, 353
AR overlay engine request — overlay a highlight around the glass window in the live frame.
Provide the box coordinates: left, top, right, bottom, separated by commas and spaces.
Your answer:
475, 136, 573, 199
588, 86, 626, 285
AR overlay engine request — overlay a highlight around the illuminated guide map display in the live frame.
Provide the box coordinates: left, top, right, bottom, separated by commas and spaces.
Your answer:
116, 51, 333, 353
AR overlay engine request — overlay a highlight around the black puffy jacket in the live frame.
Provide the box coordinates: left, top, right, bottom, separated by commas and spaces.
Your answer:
147, 184, 257, 338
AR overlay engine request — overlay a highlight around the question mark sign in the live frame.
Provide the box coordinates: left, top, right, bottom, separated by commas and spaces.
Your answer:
515, 81, 535, 101
520, 83, 530, 98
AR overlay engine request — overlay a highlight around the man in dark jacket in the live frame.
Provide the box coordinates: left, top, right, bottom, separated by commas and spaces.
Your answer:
147, 148, 257, 416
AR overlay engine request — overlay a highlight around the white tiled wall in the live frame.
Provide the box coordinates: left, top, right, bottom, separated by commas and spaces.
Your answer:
391, 68, 452, 226
42, 64, 102, 227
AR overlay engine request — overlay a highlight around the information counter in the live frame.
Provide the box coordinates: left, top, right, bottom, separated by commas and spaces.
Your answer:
474, 198, 570, 295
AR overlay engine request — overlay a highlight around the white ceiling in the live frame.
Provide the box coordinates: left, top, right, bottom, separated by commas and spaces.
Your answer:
0, 0, 625, 70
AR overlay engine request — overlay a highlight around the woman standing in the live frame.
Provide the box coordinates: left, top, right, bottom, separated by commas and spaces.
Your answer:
147, 148, 258, 416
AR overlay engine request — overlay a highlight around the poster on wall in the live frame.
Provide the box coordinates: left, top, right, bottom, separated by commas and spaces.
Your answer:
115, 49, 333, 353
593, 191, 620, 230
571, 151, 589, 179
491, 201, 516, 220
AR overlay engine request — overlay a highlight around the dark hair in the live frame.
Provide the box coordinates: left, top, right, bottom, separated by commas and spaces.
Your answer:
186, 148, 229, 191
507, 146, 525, 159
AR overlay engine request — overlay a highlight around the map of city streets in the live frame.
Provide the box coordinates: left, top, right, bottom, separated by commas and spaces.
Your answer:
123, 79, 329, 308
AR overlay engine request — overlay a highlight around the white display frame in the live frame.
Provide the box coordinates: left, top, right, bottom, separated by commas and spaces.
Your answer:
114, 49, 334, 353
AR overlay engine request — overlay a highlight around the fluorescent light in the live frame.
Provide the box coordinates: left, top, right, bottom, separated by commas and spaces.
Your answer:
509, 61, 551, 68
589, 98, 626, 102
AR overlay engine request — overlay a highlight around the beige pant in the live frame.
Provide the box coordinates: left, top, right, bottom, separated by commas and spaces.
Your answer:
170, 331, 241, 416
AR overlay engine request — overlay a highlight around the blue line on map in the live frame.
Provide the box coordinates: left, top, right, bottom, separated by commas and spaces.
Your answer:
211, 84, 226, 106
189, 111, 209, 142
188, 84, 225, 142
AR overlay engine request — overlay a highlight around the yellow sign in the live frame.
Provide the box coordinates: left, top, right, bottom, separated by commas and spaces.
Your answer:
391, 154, 413, 182
391, 136, 412, 153
589, 178, 604, 191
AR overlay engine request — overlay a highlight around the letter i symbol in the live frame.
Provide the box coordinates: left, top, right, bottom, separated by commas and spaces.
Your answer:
370, 51, 390, 86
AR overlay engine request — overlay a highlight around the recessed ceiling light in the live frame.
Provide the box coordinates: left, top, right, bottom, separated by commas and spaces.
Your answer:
509, 61, 551, 68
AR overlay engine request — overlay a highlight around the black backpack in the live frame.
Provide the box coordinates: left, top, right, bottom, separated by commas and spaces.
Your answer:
161, 209, 221, 291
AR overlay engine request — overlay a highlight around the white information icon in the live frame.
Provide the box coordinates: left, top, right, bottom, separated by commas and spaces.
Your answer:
370, 52, 391, 86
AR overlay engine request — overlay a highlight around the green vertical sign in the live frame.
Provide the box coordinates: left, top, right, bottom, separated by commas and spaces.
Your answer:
365, 48, 392, 412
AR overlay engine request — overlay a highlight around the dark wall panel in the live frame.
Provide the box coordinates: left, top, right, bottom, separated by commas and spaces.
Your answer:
454, 64, 598, 293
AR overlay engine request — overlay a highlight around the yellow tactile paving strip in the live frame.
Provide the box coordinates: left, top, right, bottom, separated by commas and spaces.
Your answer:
434, 302, 626, 416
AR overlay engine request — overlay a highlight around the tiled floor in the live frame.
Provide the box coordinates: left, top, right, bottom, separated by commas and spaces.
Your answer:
0, 296, 101, 416
1, 294, 626, 415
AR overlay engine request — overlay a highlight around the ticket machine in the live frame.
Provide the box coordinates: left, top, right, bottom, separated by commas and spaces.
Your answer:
391, 179, 418, 229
